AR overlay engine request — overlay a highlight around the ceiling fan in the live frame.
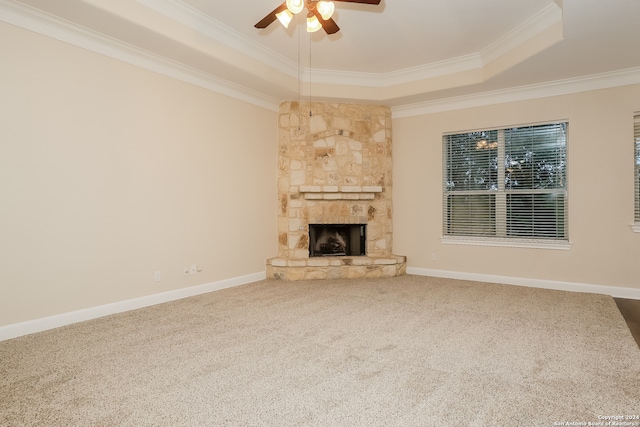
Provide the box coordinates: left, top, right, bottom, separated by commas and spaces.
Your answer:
255, 0, 381, 35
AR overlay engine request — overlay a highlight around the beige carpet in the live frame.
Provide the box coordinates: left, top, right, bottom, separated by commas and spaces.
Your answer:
1, 275, 639, 426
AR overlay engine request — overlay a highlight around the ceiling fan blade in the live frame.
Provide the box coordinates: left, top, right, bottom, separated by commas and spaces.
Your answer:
254, 2, 288, 29
331, 0, 381, 4
311, 8, 340, 34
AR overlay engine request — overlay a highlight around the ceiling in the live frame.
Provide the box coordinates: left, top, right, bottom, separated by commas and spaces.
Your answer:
2, 0, 640, 113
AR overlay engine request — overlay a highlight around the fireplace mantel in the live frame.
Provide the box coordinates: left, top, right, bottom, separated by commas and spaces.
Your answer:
299, 185, 383, 200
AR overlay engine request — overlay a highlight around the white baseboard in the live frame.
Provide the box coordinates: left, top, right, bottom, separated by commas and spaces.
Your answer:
407, 267, 640, 300
0, 272, 266, 342
4, 269, 637, 342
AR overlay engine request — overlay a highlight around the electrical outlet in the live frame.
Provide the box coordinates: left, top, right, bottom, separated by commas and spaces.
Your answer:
189, 264, 198, 275
154, 271, 162, 282
430, 253, 437, 261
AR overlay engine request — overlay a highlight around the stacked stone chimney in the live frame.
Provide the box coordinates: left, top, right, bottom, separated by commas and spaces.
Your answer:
267, 101, 406, 280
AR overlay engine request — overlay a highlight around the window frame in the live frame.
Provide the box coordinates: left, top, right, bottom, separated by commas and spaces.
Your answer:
442, 121, 571, 250
633, 113, 640, 233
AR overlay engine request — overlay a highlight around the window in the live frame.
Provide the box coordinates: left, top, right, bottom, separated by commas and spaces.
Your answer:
634, 113, 640, 231
443, 122, 568, 247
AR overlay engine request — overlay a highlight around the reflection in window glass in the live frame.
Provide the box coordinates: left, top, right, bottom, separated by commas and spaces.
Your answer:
443, 123, 567, 240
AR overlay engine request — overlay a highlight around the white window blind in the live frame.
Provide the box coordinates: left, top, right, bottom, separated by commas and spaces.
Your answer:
635, 114, 640, 224
443, 122, 568, 241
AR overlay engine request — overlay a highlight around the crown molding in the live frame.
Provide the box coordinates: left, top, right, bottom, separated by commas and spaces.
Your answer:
481, 3, 562, 66
135, 0, 300, 79
0, 0, 281, 111
134, 0, 563, 90
391, 67, 640, 118
4, 0, 633, 115
407, 3, 562, 85
307, 54, 484, 87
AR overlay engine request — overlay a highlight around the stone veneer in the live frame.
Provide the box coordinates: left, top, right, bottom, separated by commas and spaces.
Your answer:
267, 101, 406, 280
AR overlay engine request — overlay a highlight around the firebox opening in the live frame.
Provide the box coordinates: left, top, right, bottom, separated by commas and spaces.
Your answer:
309, 224, 366, 257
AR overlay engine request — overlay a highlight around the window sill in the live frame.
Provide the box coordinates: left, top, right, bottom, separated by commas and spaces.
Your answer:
441, 236, 572, 250
632, 224, 640, 233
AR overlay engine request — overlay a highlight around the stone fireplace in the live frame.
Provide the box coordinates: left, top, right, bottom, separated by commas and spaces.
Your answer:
266, 101, 406, 280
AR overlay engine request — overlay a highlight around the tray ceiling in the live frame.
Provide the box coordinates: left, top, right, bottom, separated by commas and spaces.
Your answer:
2, 0, 640, 113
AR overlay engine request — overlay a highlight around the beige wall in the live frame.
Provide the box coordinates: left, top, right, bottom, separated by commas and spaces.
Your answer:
2, 19, 639, 329
393, 84, 640, 290
0, 23, 278, 326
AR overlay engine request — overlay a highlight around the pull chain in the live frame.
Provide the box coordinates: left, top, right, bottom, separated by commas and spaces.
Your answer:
308, 29, 312, 117
297, 20, 302, 130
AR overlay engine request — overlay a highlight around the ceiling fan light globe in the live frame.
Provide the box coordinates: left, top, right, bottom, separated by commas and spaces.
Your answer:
317, 1, 335, 20
306, 15, 322, 32
286, 0, 305, 14
275, 9, 293, 28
